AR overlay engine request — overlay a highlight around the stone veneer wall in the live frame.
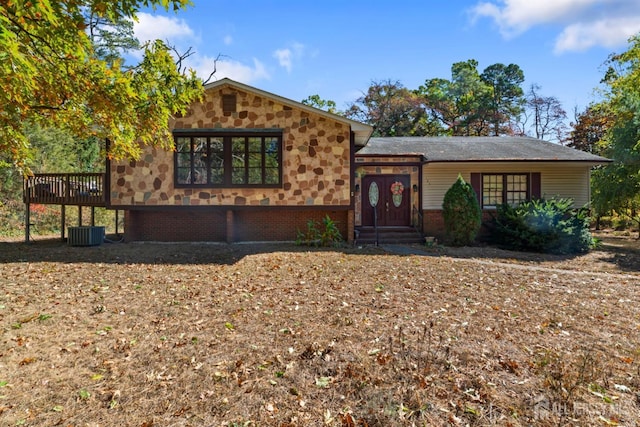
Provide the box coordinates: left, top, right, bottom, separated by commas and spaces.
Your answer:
109, 84, 353, 208
353, 157, 421, 227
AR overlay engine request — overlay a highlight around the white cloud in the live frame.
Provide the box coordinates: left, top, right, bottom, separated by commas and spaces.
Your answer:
192, 56, 270, 85
128, 12, 203, 62
128, 13, 270, 85
471, 0, 598, 36
133, 12, 196, 44
273, 42, 306, 73
273, 48, 293, 72
555, 16, 640, 53
470, 0, 640, 52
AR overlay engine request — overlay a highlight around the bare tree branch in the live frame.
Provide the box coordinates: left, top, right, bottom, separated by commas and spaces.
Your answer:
166, 45, 224, 84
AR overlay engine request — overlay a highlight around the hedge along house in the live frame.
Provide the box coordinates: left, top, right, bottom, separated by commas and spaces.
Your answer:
354, 136, 611, 242
107, 78, 373, 243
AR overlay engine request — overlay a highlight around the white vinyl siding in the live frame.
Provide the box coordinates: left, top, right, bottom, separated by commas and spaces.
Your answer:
540, 167, 590, 205
422, 162, 593, 209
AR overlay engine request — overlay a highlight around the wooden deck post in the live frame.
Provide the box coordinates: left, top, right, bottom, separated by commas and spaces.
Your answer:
25, 202, 30, 243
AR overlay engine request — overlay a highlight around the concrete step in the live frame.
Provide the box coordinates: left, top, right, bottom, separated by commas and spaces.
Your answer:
355, 227, 424, 245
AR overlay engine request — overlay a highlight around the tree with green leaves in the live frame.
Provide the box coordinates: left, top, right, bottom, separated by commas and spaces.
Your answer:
569, 103, 612, 155
418, 60, 489, 136
1, 0, 203, 170
591, 33, 640, 235
25, 124, 102, 173
480, 63, 525, 136
418, 60, 525, 136
301, 95, 340, 115
345, 79, 442, 136
85, 6, 140, 65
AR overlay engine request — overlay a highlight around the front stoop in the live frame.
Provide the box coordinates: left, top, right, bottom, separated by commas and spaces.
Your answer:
355, 226, 423, 245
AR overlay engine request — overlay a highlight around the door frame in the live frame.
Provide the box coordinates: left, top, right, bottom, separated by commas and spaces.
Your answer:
361, 174, 411, 227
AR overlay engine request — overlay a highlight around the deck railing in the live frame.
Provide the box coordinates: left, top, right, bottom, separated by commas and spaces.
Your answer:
24, 173, 106, 207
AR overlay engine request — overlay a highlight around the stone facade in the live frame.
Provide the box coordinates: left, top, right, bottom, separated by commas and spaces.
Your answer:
109, 83, 353, 208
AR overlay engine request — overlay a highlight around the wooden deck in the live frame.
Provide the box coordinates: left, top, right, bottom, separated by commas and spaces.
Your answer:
24, 173, 106, 207
23, 173, 110, 243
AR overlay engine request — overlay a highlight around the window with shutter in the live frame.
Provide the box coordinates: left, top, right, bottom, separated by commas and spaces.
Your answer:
471, 173, 539, 208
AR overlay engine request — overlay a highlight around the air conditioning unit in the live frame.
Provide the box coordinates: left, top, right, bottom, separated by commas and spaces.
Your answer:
68, 226, 105, 246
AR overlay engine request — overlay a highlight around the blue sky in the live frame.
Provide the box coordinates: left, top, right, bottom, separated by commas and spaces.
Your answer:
133, 0, 640, 118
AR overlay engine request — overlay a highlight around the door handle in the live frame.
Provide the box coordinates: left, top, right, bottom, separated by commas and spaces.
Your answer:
385, 201, 389, 212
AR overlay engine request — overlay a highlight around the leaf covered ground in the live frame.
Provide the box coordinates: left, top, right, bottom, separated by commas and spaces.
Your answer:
0, 233, 639, 426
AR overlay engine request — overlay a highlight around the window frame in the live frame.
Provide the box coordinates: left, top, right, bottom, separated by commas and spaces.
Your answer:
173, 130, 283, 188
480, 173, 530, 208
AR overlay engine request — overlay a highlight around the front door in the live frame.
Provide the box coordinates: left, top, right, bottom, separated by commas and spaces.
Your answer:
362, 175, 411, 227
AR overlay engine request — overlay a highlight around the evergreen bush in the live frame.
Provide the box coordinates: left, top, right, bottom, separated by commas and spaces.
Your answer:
442, 174, 482, 246
490, 197, 594, 254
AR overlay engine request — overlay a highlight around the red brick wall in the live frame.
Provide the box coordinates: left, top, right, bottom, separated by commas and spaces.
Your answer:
125, 210, 227, 242
124, 209, 350, 243
232, 210, 348, 242
422, 209, 494, 241
422, 210, 446, 240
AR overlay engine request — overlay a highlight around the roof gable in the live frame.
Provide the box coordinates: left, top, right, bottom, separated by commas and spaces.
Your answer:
356, 136, 611, 164
204, 78, 373, 145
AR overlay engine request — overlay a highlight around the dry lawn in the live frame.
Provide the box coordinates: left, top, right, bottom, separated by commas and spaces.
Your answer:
0, 233, 639, 426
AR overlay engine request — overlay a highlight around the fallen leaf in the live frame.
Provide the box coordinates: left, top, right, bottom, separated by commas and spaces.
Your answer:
315, 376, 332, 388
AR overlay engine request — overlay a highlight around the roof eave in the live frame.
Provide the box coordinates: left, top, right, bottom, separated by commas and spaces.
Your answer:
424, 159, 612, 164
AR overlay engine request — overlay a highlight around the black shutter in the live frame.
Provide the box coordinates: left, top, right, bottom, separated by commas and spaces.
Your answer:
531, 172, 541, 200
470, 173, 482, 207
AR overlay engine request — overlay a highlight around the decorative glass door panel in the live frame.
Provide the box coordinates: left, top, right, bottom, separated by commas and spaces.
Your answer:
361, 175, 410, 227
368, 181, 379, 207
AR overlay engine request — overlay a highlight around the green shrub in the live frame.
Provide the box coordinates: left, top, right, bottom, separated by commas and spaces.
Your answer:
490, 197, 594, 254
296, 215, 343, 247
442, 174, 481, 246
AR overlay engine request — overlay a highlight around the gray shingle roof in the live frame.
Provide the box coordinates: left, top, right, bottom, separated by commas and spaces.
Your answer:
356, 136, 610, 163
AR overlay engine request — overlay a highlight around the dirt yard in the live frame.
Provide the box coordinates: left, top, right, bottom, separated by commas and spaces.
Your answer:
0, 232, 639, 426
